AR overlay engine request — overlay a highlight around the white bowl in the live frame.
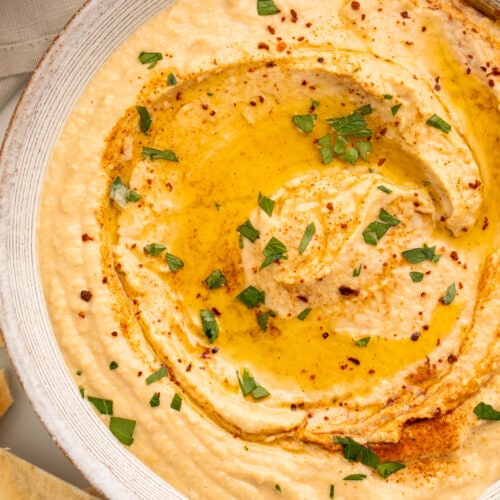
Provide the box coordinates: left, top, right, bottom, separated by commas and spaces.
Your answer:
0, 1, 183, 498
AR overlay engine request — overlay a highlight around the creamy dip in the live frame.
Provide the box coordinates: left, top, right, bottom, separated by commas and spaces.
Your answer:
39, 0, 500, 498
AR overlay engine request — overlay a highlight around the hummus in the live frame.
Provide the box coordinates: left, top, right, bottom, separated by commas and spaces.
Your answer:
38, 0, 500, 498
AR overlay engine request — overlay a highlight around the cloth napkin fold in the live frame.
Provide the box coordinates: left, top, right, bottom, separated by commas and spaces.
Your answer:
0, 0, 83, 108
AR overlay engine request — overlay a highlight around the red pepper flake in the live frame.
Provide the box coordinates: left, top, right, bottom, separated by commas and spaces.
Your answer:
322, 332, 329, 339
317, 57, 325, 63
306, 22, 312, 28
421, 26, 427, 32
201, 103, 209, 110
266, 61, 276, 68
351, 1, 360, 10
368, 368, 375, 374
276, 41, 287, 52
466, 67, 471, 75
78, 311, 85, 318
137, 371, 143, 377
488, 79, 495, 87
482, 217, 489, 230
211, 307, 222, 317
291, 403, 297, 411
401, 11, 409, 18
290, 9, 298, 21
258, 42, 269, 50
347, 357, 360, 366
111, 331, 118, 337
447, 354, 458, 363
267, 25, 275, 35
338, 286, 360, 297
186, 363, 192, 372
326, 202, 334, 211
296, 295, 309, 303
377, 158, 386, 166
211, 347, 220, 354
81, 233, 94, 242
249, 100, 257, 107
80, 290, 92, 302
410, 332, 421, 341
450, 251, 459, 261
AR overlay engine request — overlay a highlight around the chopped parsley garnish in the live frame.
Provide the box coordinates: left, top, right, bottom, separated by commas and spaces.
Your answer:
356, 141, 372, 161
166, 253, 184, 272
334, 436, 405, 479
362, 208, 400, 245
390, 103, 402, 116
110, 417, 136, 446
214, 202, 222, 210
144, 243, 166, 256
145, 366, 169, 385
236, 286, 266, 308
258, 192, 275, 217
353, 264, 362, 277
275, 484, 282, 493
292, 114, 317, 133
237, 219, 260, 242
353, 337, 370, 347
142, 146, 178, 162
257, 312, 269, 332
383, 94, 393, 99
343, 474, 367, 481
205, 269, 227, 289
327, 110, 372, 137
76, 370, 82, 376
401, 244, 441, 264
150, 392, 160, 407
311, 98, 320, 110
136, 106, 151, 134
138, 51, 163, 69
88, 396, 113, 415
79, 387, 85, 398
257, 0, 279, 16
109, 176, 141, 208
317, 134, 334, 164
440, 283, 456, 305
377, 185, 392, 194
298, 222, 315, 254
473, 402, 500, 421
166, 72, 177, 86
297, 307, 311, 321
261, 236, 288, 269
329, 484, 335, 499
409, 271, 424, 283
356, 104, 372, 115
170, 393, 182, 411
109, 361, 118, 370
200, 309, 219, 342
426, 114, 452, 134
237, 368, 270, 399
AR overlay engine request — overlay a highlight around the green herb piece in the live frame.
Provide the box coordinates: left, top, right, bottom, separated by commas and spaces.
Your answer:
317, 134, 333, 164
109, 176, 142, 208
292, 114, 317, 133
88, 396, 113, 415
440, 283, 456, 305
207, 92, 214, 97
236, 286, 266, 308
150, 392, 160, 407
334, 436, 379, 468
362, 208, 400, 245
473, 402, 500, 421
110, 417, 136, 446
261, 236, 288, 269
353, 337, 370, 347
340, 147, 358, 165
329, 484, 335, 499
76, 370, 82, 376
353, 264, 362, 277
237, 219, 260, 242
377, 462, 406, 478
343, 474, 367, 481
138, 51, 163, 69
166, 253, 184, 272
275, 484, 282, 493
144, 243, 166, 256
299, 223, 315, 254
200, 309, 219, 342
333, 135, 348, 154
356, 141, 372, 161
205, 269, 227, 289
409, 271, 424, 283
401, 244, 441, 264
257, 312, 269, 332
258, 192, 275, 217
79, 387, 85, 398
142, 146, 178, 162
327, 111, 372, 138
297, 307, 311, 321
237, 368, 270, 399
356, 104, 372, 115
377, 185, 392, 194
311, 98, 320, 110
383, 94, 393, 99
257, 0, 279, 16
146, 366, 169, 385
426, 114, 451, 134
214, 202, 221, 210
166, 73, 177, 86
136, 106, 152, 134
170, 393, 182, 411
109, 361, 119, 370
239, 236, 244, 249
391, 103, 402, 116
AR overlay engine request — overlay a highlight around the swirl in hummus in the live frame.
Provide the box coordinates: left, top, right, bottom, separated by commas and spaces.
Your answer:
39, 0, 500, 498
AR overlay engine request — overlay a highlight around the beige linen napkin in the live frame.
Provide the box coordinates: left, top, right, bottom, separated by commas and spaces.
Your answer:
0, 0, 83, 108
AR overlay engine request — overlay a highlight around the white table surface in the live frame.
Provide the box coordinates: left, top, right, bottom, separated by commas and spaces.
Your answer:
0, 84, 90, 490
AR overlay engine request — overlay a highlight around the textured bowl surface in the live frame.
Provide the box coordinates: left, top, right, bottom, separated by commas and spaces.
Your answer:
0, 1, 183, 498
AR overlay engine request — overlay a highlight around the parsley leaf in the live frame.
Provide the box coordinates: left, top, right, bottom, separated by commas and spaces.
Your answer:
401, 244, 441, 264
237, 219, 260, 242
109, 361, 118, 370
205, 269, 227, 289
292, 114, 317, 133
329, 484, 335, 499
166, 73, 177, 86
440, 283, 456, 305
261, 236, 288, 269
237, 368, 270, 399
257, 0, 279, 16
146, 366, 168, 385
426, 114, 452, 134
297, 307, 311, 321
391, 103, 402, 116
327, 111, 372, 137
377, 185, 392, 194
362, 208, 400, 245
343, 474, 367, 481
353, 264, 362, 277
473, 402, 500, 421
200, 309, 219, 342
356, 141, 372, 161
109, 176, 141, 208
377, 462, 406, 478
88, 396, 113, 415
409, 271, 424, 283
317, 134, 333, 164
353, 337, 370, 347
150, 392, 160, 407
136, 106, 151, 134
257, 312, 269, 332
144, 243, 166, 256
166, 253, 184, 272
109, 417, 136, 446
170, 393, 182, 411
138, 51, 163, 69
299, 223, 315, 254
142, 146, 178, 162
236, 286, 266, 308
258, 192, 275, 217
